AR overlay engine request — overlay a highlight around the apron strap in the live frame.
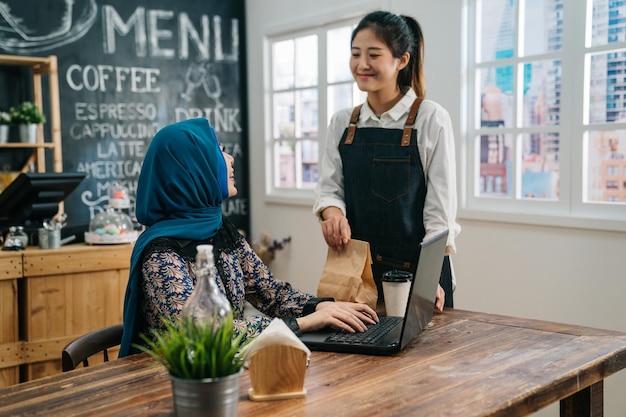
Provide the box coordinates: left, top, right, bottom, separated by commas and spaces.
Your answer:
345, 104, 362, 145
344, 98, 423, 146
401, 98, 423, 146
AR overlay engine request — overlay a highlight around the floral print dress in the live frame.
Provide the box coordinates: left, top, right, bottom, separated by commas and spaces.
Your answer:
139, 232, 313, 341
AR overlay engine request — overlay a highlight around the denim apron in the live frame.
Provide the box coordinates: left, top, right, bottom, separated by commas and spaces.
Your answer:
339, 98, 453, 308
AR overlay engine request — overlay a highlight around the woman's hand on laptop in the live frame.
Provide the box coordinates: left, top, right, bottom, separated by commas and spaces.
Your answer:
296, 301, 378, 333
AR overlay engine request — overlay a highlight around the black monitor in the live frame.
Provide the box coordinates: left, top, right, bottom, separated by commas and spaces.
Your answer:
0, 172, 86, 231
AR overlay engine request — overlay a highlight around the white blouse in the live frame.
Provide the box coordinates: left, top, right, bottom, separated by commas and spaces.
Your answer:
314, 88, 461, 257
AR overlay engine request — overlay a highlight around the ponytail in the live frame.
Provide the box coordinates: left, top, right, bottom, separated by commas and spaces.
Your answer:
400, 15, 426, 98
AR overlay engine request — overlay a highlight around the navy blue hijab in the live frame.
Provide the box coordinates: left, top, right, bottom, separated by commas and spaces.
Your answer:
119, 118, 228, 357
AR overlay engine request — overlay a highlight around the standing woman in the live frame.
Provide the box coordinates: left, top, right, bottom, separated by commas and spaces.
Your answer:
314, 11, 460, 311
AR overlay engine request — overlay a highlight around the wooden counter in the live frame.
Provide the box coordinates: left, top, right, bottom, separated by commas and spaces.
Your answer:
0, 250, 22, 387
0, 243, 133, 387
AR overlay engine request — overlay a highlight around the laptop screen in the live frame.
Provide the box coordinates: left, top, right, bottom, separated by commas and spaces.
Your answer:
399, 229, 448, 350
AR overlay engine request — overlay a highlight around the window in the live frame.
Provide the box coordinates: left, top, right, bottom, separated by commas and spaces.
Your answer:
267, 20, 363, 195
465, 0, 626, 226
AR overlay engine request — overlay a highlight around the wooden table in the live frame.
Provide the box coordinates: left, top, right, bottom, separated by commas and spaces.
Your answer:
1, 309, 626, 417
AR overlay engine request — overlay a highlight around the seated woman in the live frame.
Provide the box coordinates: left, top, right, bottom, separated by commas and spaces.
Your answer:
119, 118, 378, 356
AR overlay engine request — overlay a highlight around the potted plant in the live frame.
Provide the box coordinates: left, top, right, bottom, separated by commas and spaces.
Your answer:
0, 111, 10, 144
136, 312, 249, 417
9, 101, 46, 144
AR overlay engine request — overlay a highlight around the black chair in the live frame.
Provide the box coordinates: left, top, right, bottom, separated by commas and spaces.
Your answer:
61, 324, 124, 372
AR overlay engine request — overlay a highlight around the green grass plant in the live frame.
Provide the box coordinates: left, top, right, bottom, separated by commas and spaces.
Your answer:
136, 312, 249, 380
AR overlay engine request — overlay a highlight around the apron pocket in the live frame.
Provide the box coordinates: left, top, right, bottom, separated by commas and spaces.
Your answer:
370, 156, 411, 202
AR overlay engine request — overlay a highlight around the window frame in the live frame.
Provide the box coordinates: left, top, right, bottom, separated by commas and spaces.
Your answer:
263, 16, 361, 204
461, 0, 626, 232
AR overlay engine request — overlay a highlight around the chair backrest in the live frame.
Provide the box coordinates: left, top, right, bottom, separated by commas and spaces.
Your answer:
61, 324, 124, 372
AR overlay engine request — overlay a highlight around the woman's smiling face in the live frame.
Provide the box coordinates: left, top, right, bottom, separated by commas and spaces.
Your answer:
350, 27, 407, 94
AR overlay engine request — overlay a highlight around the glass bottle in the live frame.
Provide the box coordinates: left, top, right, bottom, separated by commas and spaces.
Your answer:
182, 244, 231, 327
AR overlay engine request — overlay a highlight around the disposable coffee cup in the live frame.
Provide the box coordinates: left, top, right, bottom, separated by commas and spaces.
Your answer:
381, 270, 413, 317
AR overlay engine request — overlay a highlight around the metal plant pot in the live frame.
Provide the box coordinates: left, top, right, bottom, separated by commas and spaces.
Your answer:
19, 123, 37, 144
0, 125, 8, 144
170, 370, 241, 417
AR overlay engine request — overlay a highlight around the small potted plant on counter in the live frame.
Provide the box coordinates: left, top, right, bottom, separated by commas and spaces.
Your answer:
136, 312, 249, 417
9, 101, 46, 144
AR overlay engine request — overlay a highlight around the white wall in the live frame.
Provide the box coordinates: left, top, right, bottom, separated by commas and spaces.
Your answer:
245, 2, 626, 416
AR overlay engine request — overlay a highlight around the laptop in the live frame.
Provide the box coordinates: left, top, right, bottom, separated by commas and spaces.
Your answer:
299, 229, 448, 355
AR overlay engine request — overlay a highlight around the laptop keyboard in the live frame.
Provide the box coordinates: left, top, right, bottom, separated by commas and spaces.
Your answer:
326, 316, 403, 345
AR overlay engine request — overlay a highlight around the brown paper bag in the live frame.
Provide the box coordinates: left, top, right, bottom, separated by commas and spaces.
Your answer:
316, 239, 378, 310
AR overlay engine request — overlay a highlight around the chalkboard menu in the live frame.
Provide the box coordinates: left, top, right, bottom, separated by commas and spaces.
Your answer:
0, 0, 249, 234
